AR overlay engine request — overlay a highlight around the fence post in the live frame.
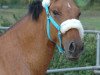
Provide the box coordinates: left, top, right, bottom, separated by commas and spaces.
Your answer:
94, 33, 100, 75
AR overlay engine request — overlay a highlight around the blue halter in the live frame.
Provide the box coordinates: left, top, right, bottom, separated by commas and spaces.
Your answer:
44, 5, 64, 53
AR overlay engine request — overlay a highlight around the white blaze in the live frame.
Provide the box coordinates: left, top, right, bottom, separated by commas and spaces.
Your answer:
68, 2, 71, 8
60, 19, 84, 39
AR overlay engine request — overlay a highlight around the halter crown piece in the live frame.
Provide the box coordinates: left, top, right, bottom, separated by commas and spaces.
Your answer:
42, 0, 84, 53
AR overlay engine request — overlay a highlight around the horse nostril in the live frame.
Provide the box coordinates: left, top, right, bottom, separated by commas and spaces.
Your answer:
69, 42, 76, 53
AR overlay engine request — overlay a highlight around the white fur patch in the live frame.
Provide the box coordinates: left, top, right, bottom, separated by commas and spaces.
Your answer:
68, 2, 71, 8
42, 0, 50, 7
60, 19, 84, 39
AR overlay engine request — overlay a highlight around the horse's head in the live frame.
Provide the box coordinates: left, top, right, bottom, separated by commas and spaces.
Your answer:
42, 0, 84, 60
29, 0, 84, 60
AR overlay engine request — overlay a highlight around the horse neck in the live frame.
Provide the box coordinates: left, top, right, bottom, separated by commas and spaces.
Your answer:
8, 10, 56, 73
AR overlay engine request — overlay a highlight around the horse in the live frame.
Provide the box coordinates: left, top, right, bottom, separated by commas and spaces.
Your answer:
0, 0, 84, 75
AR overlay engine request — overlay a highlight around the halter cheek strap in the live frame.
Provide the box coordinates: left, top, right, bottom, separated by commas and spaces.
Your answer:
45, 5, 64, 53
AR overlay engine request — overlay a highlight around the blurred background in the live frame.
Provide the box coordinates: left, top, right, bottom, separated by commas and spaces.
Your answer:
0, 0, 100, 75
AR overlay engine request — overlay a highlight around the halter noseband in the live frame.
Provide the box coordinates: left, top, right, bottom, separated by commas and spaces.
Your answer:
44, 5, 64, 53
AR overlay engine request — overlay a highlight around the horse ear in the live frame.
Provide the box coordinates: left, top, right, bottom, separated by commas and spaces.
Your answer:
29, 0, 43, 21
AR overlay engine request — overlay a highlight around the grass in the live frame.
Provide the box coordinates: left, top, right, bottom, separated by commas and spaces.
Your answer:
0, 9, 27, 26
80, 10, 100, 30
81, 17, 100, 30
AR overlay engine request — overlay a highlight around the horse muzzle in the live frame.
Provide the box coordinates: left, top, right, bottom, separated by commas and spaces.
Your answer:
60, 19, 84, 60
63, 40, 84, 61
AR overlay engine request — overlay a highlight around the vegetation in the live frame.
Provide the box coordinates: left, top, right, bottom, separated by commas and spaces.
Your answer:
48, 33, 96, 75
75, 0, 92, 8
0, 0, 98, 8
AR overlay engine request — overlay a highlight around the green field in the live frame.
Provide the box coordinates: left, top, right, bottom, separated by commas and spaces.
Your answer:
0, 7, 100, 75
0, 9, 27, 26
80, 10, 100, 30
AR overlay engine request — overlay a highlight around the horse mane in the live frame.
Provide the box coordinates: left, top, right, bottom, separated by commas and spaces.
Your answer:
29, 0, 43, 21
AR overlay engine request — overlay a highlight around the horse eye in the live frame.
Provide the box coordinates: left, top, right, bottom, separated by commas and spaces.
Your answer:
53, 10, 60, 15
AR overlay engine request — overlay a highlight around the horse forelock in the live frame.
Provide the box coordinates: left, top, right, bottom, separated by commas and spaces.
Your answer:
29, 0, 43, 21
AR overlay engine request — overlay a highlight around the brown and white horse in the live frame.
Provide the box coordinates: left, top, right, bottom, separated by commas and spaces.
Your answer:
0, 0, 84, 75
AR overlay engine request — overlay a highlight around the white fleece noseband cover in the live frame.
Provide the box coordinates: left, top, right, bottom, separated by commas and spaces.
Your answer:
42, 0, 84, 39
60, 19, 84, 39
